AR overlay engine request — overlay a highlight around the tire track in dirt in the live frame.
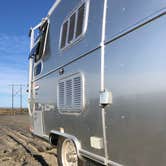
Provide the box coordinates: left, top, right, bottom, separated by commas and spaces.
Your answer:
0, 133, 40, 166
1, 127, 57, 166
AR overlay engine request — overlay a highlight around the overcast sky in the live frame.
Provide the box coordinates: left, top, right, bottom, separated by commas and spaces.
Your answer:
0, 0, 55, 107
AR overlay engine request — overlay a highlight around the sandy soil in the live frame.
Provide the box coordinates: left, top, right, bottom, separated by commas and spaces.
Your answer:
0, 114, 57, 166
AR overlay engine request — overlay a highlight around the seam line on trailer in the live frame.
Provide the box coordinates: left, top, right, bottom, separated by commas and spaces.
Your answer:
33, 45, 101, 82
105, 8, 166, 46
79, 149, 123, 166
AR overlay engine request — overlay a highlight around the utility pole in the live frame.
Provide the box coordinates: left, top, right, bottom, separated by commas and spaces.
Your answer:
20, 85, 22, 112
12, 84, 14, 111
9, 84, 25, 115
9, 84, 14, 115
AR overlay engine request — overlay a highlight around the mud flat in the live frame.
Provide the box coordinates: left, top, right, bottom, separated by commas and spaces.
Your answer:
0, 114, 57, 166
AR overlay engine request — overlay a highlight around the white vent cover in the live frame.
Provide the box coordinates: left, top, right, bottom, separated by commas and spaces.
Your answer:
58, 73, 85, 112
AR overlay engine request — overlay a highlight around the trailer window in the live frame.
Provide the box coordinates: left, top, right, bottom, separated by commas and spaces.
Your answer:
30, 20, 49, 63
60, 1, 89, 50
39, 20, 49, 59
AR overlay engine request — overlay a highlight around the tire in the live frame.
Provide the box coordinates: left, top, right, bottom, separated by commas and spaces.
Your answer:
57, 137, 103, 166
57, 137, 80, 166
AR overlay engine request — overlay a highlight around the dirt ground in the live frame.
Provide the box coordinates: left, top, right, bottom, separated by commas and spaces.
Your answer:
0, 114, 58, 166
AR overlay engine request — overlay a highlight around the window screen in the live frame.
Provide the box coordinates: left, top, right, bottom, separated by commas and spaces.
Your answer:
60, 21, 68, 49
68, 13, 76, 43
76, 4, 85, 37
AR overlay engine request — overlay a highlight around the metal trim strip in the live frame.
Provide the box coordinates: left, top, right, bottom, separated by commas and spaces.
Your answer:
48, 0, 61, 17
50, 130, 82, 158
33, 45, 101, 82
105, 9, 166, 45
79, 149, 123, 166
50, 130, 123, 166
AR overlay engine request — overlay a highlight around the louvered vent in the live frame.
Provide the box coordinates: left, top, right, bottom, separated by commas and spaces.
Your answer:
73, 77, 81, 107
66, 79, 72, 107
58, 82, 65, 107
58, 73, 84, 112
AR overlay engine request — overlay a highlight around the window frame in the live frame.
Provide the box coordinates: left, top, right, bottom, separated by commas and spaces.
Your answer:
59, 0, 90, 51
32, 19, 50, 64
41, 20, 50, 59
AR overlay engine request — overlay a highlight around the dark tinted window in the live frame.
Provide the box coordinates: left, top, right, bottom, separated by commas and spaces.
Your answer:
61, 21, 68, 49
34, 62, 42, 76
76, 4, 85, 37
34, 42, 41, 63
39, 21, 49, 58
68, 13, 76, 43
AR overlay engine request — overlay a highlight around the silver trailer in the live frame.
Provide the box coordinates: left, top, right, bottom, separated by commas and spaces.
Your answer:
28, 0, 166, 165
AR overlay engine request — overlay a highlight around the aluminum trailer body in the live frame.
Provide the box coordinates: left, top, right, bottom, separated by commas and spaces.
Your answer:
28, 0, 166, 165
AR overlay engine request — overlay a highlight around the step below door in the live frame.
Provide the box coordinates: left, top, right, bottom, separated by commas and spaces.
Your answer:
33, 111, 43, 136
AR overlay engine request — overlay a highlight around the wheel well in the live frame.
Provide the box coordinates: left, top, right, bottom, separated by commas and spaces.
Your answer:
49, 133, 59, 146
49, 132, 104, 165
49, 131, 82, 158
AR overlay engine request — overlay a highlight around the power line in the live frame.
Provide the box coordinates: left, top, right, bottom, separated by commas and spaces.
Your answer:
9, 84, 26, 114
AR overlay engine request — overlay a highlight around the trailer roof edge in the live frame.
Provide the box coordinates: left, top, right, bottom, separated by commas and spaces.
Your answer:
48, 0, 61, 17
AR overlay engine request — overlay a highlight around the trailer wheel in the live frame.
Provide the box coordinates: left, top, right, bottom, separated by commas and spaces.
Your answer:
57, 137, 79, 166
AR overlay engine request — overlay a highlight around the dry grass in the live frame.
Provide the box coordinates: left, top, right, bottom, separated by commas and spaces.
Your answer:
0, 108, 28, 115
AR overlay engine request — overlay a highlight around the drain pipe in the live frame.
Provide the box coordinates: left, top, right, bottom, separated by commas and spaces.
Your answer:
100, 0, 108, 165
